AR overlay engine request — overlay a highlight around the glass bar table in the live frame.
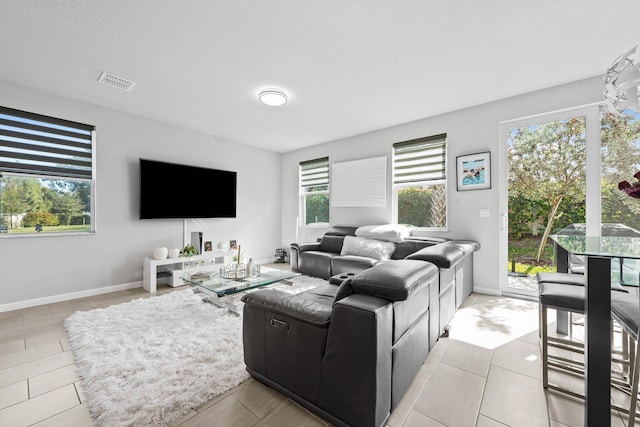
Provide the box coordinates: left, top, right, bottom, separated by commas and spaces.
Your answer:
550, 232, 640, 427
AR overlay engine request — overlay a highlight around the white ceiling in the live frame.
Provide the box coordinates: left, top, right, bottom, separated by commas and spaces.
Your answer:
1, 1, 640, 153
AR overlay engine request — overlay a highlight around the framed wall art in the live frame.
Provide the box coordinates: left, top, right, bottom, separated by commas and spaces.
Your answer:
456, 151, 491, 191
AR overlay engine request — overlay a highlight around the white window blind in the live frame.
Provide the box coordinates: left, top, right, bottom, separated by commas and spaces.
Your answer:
300, 157, 329, 189
393, 134, 446, 184
0, 106, 94, 180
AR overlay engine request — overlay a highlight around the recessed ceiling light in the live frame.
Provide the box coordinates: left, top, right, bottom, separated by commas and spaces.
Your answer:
258, 89, 288, 106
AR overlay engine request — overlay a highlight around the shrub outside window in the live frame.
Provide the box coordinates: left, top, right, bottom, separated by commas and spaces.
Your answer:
393, 134, 447, 230
0, 106, 95, 236
299, 157, 329, 227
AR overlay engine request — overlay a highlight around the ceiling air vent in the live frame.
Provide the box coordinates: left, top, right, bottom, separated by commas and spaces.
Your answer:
98, 72, 136, 92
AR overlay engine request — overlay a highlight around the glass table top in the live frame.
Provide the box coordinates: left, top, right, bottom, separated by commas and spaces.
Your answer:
550, 234, 640, 260
181, 265, 300, 296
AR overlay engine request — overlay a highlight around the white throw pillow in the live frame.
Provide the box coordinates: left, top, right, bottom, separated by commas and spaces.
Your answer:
340, 236, 396, 260
355, 224, 410, 243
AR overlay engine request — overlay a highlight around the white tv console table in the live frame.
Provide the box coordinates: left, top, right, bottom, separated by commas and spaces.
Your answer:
143, 250, 234, 293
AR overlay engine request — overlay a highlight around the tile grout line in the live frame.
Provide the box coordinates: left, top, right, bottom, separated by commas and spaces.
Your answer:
473, 349, 494, 427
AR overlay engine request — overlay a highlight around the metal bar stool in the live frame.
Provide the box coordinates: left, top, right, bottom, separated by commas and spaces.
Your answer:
611, 295, 640, 426
537, 272, 585, 337
537, 272, 631, 399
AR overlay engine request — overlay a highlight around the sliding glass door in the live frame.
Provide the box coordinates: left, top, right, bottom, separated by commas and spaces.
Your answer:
500, 105, 640, 296
499, 105, 601, 298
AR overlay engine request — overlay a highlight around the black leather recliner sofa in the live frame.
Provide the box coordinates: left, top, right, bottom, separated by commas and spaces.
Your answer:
290, 225, 449, 279
291, 225, 479, 331
243, 260, 438, 427
241, 226, 479, 427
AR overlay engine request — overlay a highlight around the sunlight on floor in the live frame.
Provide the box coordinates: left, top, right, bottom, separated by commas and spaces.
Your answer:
448, 295, 540, 350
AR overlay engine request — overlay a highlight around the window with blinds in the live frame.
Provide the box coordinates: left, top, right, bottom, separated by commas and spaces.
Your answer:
0, 106, 96, 235
393, 134, 446, 184
299, 157, 330, 226
392, 134, 447, 229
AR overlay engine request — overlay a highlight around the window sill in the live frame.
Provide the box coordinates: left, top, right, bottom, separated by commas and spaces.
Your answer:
300, 223, 330, 229
0, 231, 96, 238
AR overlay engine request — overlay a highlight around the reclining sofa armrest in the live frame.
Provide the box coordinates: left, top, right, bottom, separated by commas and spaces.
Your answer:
318, 294, 392, 427
241, 289, 332, 327
405, 240, 478, 269
293, 242, 322, 252
290, 242, 321, 272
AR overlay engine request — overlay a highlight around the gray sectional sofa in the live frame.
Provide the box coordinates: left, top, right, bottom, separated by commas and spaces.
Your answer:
241, 225, 479, 427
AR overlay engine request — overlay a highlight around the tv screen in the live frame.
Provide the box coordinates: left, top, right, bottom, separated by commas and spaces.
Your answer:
139, 158, 236, 219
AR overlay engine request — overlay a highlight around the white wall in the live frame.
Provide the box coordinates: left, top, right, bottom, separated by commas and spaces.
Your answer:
281, 76, 605, 294
0, 80, 281, 308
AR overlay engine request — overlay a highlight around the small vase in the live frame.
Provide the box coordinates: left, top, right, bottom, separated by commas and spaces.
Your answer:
153, 247, 168, 260
246, 258, 254, 276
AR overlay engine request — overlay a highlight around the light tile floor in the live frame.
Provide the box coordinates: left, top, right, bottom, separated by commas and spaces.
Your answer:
0, 278, 635, 426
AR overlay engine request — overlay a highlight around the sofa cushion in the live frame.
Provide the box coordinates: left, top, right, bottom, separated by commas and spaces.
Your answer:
392, 240, 438, 260
299, 251, 336, 279
355, 224, 410, 243
242, 286, 337, 327
340, 236, 396, 260
352, 259, 438, 301
406, 241, 467, 268
319, 235, 345, 253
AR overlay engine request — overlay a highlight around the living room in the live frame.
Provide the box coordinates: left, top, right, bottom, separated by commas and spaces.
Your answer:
2, 2, 640, 427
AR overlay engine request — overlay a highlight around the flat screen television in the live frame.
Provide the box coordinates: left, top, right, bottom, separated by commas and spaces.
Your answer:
139, 158, 236, 219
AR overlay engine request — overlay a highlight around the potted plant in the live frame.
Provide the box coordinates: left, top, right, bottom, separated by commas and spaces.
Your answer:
181, 244, 198, 276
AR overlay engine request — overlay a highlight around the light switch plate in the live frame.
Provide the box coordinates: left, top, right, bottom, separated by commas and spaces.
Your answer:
479, 208, 490, 218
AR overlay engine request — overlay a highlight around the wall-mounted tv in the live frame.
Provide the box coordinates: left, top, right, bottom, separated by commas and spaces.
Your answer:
139, 158, 237, 219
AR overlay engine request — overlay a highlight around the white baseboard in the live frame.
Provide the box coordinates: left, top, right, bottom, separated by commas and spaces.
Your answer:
472, 286, 502, 296
0, 281, 143, 313
1, 259, 280, 313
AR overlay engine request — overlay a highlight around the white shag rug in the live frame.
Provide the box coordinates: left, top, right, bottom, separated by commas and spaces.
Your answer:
65, 289, 248, 427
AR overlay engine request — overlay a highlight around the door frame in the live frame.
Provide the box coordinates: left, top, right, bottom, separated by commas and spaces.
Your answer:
498, 103, 602, 296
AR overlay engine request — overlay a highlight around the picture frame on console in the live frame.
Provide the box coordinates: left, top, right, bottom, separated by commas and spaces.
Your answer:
229, 240, 237, 250
456, 151, 491, 191
204, 241, 212, 252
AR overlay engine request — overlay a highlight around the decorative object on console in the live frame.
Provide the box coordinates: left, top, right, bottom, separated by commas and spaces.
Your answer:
168, 248, 180, 258
181, 244, 198, 276
355, 224, 410, 243
204, 241, 212, 251
152, 247, 168, 260
340, 235, 396, 260
229, 240, 237, 250
181, 244, 197, 258
456, 151, 491, 191
191, 231, 203, 254
604, 44, 640, 116
220, 262, 260, 279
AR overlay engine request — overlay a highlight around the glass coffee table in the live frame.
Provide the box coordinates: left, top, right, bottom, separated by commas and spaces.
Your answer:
182, 265, 300, 297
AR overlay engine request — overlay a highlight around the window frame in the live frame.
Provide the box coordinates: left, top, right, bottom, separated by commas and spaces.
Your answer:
0, 106, 96, 237
392, 134, 448, 231
299, 157, 330, 228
